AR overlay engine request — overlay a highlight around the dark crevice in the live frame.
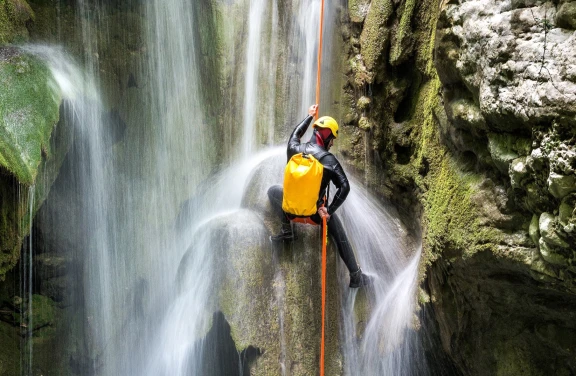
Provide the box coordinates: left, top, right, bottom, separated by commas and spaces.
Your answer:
393, 68, 422, 123
459, 151, 478, 172
395, 143, 413, 165
192, 311, 261, 376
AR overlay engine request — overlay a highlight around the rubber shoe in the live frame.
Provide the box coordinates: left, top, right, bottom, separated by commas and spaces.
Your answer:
270, 231, 297, 242
349, 268, 372, 288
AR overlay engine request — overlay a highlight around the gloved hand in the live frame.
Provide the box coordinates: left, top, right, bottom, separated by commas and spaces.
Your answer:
308, 104, 319, 117
318, 206, 330, 221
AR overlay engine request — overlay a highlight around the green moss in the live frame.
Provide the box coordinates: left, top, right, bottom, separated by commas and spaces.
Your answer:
0, 52, 61, 184
422, 150, 500, 260
0, 0, 34, 45
21, 295, 74, 376
404, 75, 502, 267
359, 0, 394, 71
348, 0, 370, 23
24, 294, 56, 331
389, 0, 415, 65
0, 51, 70, 280
0, 51, 64, 279
0, 321, 19, 375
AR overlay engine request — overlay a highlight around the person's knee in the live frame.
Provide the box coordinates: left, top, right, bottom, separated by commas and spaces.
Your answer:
267, 185, 282, 202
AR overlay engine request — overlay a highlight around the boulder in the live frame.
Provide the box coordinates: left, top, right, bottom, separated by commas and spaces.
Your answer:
0, 48, 69, 280
538, 238, 568, 265
177, 209, 344, 376
509, 157, 528, 188
556, 2, 576, 30
547, 171, 576, 199
539, 212, 569, 248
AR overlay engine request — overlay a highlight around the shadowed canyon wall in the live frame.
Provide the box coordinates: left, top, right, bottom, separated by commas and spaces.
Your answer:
340, 0, 576, 374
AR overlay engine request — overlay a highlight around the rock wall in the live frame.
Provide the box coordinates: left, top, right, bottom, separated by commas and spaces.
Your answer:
0, 45, 71, 376
339, 0, 576, 374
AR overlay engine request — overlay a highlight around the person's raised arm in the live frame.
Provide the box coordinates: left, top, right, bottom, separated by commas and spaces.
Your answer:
287, 104, 318, 158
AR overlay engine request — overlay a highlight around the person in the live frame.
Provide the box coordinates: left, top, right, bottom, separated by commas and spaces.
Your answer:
268, 104, 371, 288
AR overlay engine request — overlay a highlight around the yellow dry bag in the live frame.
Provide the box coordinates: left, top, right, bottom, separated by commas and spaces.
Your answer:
282, 153, 324, 216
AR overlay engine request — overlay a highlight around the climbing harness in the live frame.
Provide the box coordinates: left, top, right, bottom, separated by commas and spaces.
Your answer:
316, 0, 327, 374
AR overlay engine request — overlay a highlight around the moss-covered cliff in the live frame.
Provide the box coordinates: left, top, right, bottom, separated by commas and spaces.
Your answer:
0, 43, 70, 376
0, 47, 68, 280
339, 0, 576, 374
0, 0, 34, 44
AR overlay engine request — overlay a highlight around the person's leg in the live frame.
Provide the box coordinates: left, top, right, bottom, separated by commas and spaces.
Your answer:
267, 185, 295, 241
267, 185, 288, 223
327, 213, 371, 288
326, 213, 358, 272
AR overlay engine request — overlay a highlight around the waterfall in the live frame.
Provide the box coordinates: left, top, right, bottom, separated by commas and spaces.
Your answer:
25, 0, 429, 375
20, 187, 35, 375
339, 182, 427, 375
241, 0, 267, 156
297, 0, 321, 114
29, 44, 121, 374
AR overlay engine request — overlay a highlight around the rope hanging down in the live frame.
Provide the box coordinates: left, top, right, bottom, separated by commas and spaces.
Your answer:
315, 0, 327, 375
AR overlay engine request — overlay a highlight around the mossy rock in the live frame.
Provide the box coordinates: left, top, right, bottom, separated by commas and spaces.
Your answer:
177, 200, 343, 375
0, 0, 34, 45
556, 2, 576, 30
0, 48, 61, 184
348, 0, 371, 23
22, 295, 75, 376
0, 321, 19, 375
0, 48, 69, 280
359, 0, 394, 72
487, 132, 530, 174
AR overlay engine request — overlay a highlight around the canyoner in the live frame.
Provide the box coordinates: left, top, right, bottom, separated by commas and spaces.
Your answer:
267, 104, 372, 289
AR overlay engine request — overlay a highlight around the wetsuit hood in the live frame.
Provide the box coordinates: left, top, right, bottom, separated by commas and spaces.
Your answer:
311, 128, 334, 149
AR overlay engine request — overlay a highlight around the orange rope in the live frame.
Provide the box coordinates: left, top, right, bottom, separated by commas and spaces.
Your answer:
316, 0, 326, 375
320, 216, 327, 376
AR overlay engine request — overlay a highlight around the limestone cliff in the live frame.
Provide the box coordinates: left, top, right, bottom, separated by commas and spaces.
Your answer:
340, 0, 576, 374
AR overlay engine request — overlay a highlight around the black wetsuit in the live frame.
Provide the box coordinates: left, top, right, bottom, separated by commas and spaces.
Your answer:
268, 115, 359, 273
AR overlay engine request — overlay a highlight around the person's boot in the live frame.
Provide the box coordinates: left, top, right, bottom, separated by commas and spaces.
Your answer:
349, 267, 372, 288
270, 223, 297, 242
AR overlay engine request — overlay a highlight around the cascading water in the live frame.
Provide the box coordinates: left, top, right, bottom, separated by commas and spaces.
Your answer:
296, 0, 320, 114
26, 0, 430, 375
339, 184, 427, 375
29, 44, 120, 374
241, 0, 267, 157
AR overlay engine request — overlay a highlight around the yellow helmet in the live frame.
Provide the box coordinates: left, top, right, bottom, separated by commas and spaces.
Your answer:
313, 116, 339, 138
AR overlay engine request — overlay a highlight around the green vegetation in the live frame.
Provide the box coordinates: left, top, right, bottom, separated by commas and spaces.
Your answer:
389, 0, 415, 65
0, 52, 61, 184
0, 51, 68, 280
360, 0, 394, 71
0, 0, 34, 45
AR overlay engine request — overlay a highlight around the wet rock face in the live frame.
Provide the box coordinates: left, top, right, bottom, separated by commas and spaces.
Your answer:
0, 48, 69, 281
192, 311, 260, 376
429, 254, 576, 376
435, 0, 576, 275
340, 0, 576, 375
425, 0, 576, 374
436, 0, 576, 130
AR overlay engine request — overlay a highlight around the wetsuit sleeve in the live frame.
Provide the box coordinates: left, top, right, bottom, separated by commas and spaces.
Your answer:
287, 116, 313, 160
325, 157, 350, 215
